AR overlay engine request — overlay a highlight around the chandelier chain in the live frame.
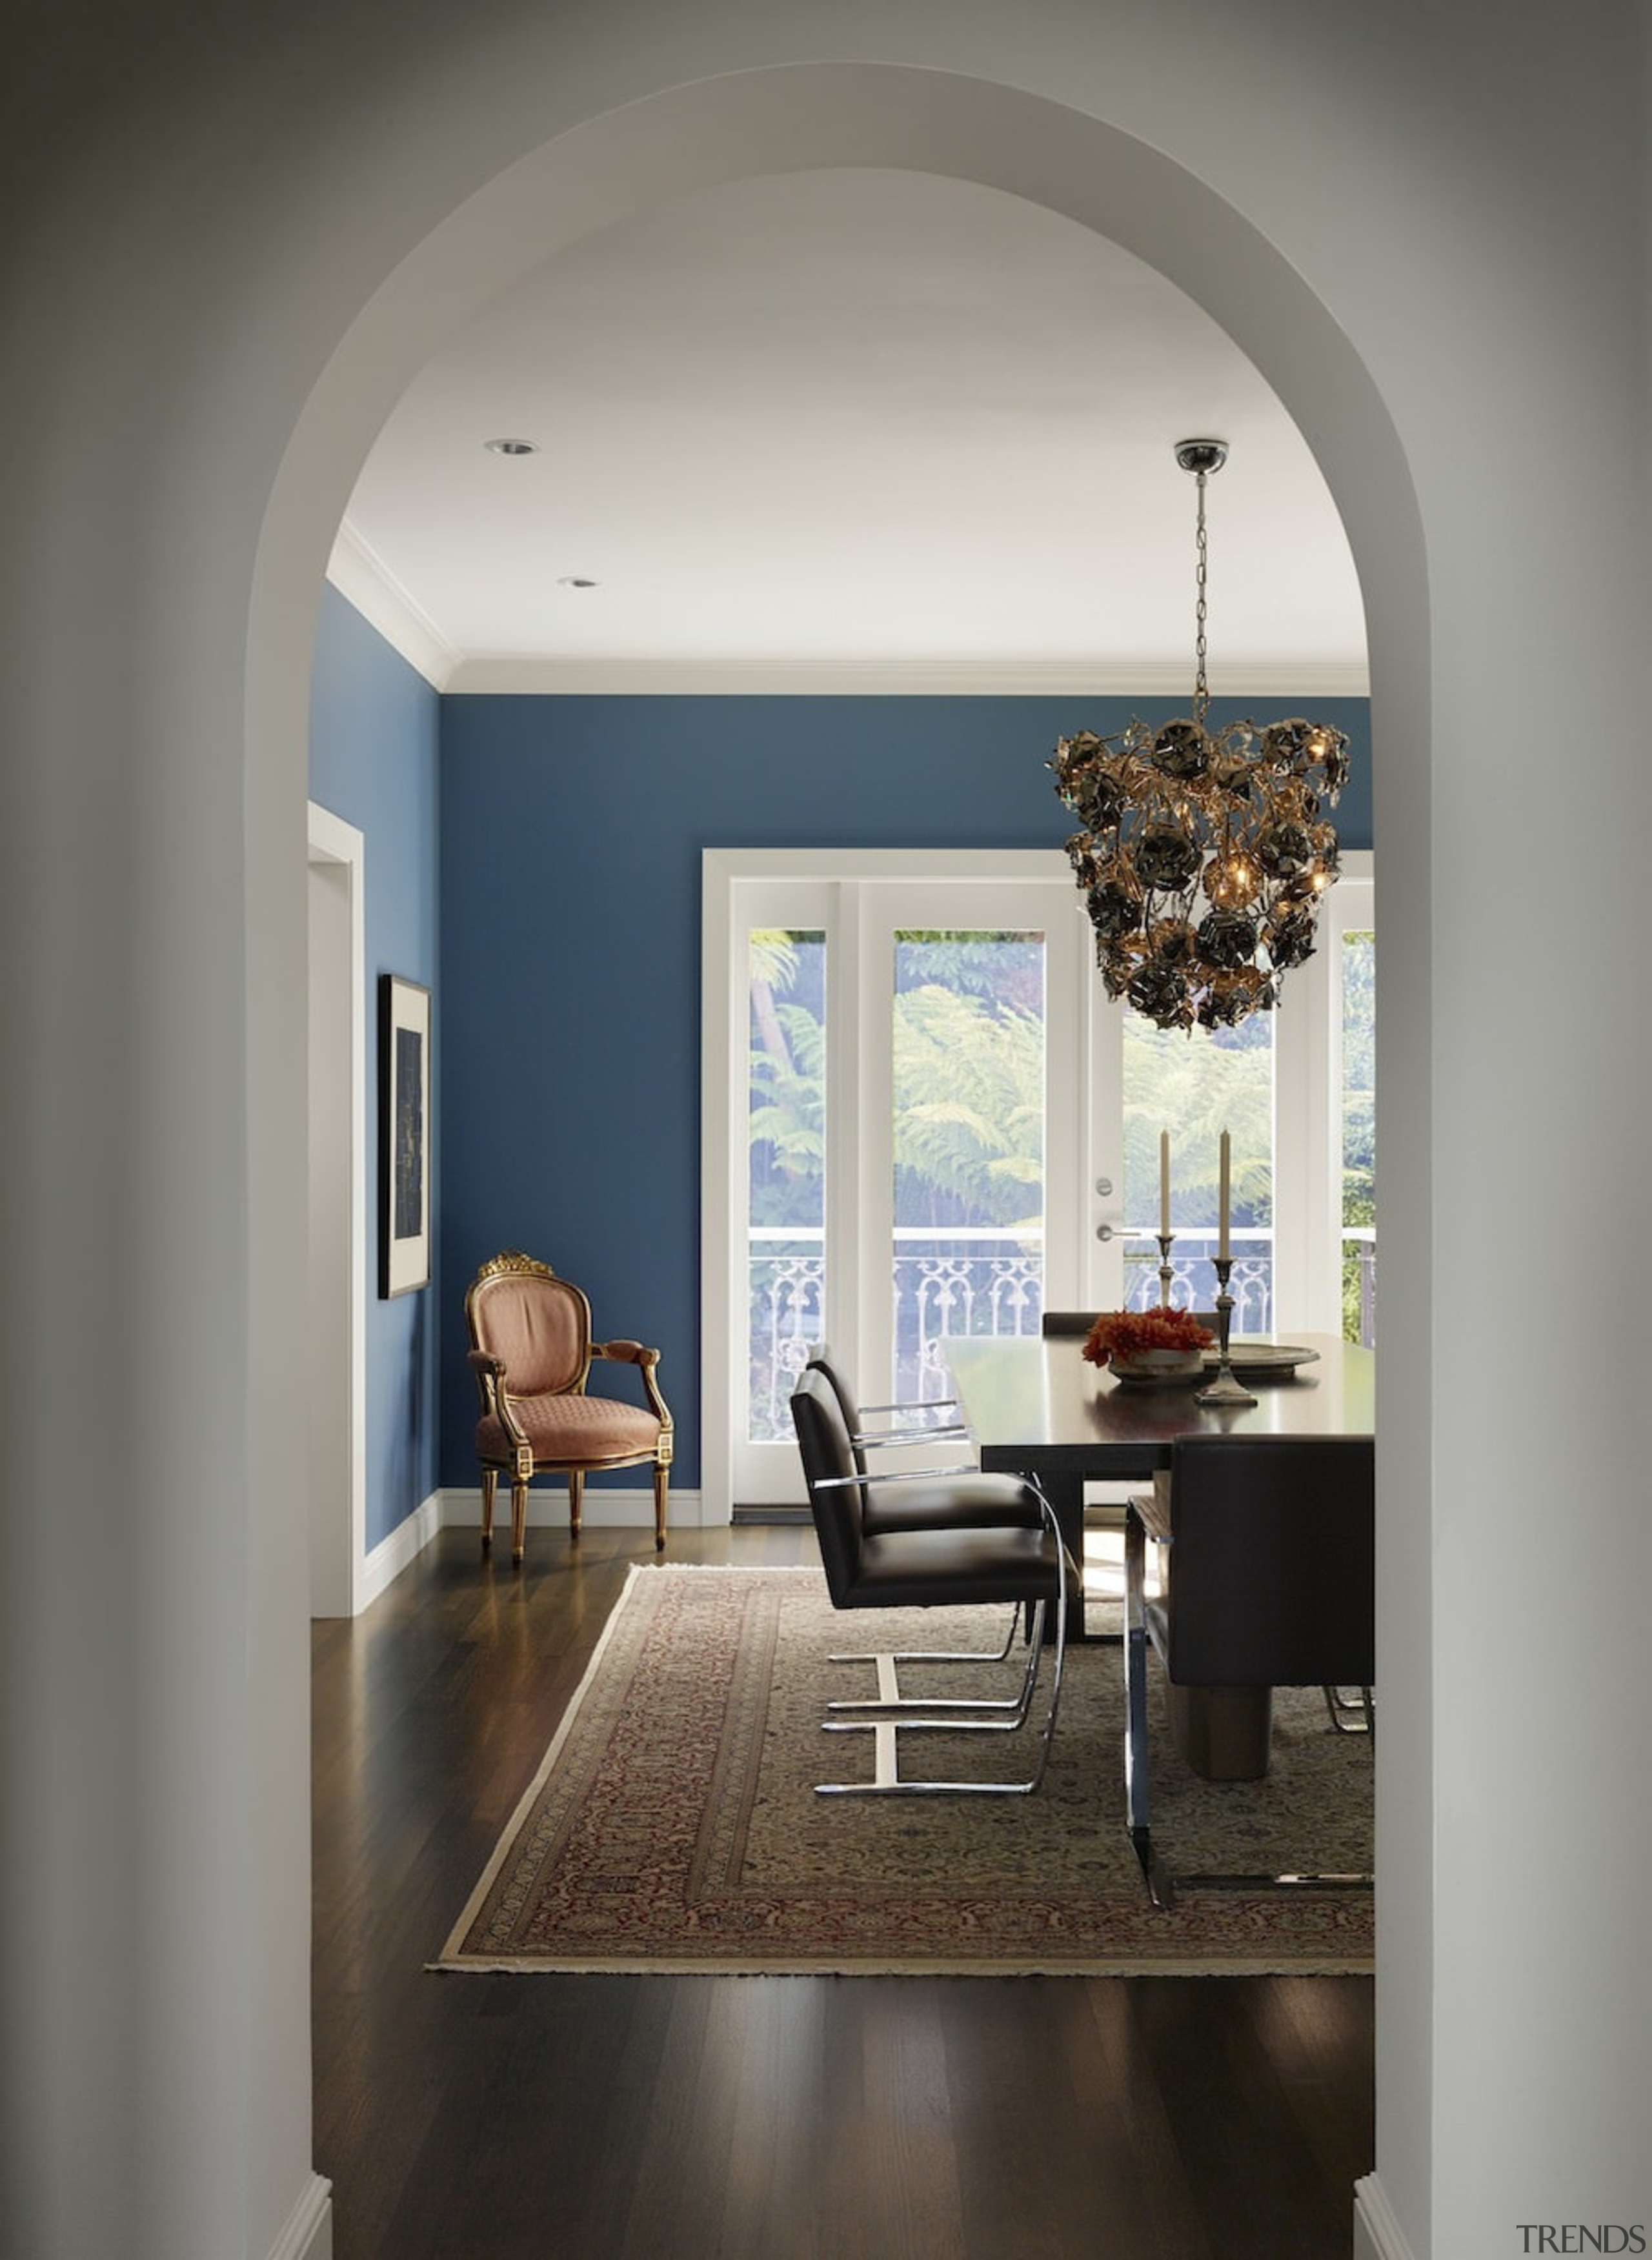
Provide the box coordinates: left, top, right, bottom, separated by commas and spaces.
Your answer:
1193, 469, 1210, 721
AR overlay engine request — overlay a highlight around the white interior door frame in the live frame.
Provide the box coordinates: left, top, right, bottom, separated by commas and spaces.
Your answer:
307, 801, 368, 1615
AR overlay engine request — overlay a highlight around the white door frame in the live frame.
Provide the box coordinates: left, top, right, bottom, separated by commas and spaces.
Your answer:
307, 802, 368, 1615
702, 847, 1091, 1512
1274, 849, 1374, 1336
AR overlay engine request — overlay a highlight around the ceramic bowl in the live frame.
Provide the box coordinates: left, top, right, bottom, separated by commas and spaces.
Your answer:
1107, 1347, 1205, 1386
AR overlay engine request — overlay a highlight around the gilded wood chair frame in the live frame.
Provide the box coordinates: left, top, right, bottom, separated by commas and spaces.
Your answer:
464, 1249, 673, 1565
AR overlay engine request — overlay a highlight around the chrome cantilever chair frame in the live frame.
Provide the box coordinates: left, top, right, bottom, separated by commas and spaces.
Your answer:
791, 1369, 1070, 1797
811, 1465, 1044, 1713
804, 1342, 971, 1458
1324, 1685, 1376, 1734
854, 1398, 969, 1446
819, 1478, 1067, 1796
803, 1347, 1045, 1666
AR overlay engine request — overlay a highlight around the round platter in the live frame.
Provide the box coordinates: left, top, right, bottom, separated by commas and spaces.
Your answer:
1203, 1340, 1322, 1377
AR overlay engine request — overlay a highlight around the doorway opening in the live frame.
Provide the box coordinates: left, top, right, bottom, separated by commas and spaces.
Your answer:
307, 802, 368, 1617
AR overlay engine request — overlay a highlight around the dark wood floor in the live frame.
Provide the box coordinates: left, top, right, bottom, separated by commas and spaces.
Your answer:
312, 1524, 1372, 2259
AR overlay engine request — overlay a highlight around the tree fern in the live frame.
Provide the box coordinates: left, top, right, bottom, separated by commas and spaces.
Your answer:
892, 985, 1044, 1229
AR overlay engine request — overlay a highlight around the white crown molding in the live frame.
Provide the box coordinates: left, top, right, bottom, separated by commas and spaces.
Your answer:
441, 653, 1371, 698
317, 543, 1371, 700
318, 541, 1371, 701
326, 518, 459, 689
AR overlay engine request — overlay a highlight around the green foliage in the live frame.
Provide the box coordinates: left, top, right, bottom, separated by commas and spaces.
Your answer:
1340, 933, 1375, 1218
745, 931, 1046, 1234
891, 984, 1044, 1229
1121, 1014, 1274, 1229
1340, 930, 1376, 1340
748, 933, 825, 1228
743, 919, 1380, 1337
891, 932, 1042, 1013
749, 929, 801, 994
748, 1002, 823, 1175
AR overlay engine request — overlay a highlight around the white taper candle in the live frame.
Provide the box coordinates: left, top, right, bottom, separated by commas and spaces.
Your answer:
1217, 1128, 1231, 1262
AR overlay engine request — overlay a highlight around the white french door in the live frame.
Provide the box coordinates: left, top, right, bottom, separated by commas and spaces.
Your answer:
854, 876, 1096, 1419
704, 853, 1110, 1506
702, 847, 1372, 1512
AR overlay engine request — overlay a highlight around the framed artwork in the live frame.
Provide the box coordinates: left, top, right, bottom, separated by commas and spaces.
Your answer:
379, 974, 431, 1297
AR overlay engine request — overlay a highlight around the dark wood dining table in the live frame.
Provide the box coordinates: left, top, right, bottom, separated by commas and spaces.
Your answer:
943, 1333, 1375, 1639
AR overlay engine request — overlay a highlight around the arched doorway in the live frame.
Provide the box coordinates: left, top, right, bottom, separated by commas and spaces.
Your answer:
258, 65, 1429, 2254
3, 40, 1447, 2259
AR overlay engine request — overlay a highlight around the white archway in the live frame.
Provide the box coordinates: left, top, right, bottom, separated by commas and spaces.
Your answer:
39, 15, 1652, 2255
251, 63, 1431, 2256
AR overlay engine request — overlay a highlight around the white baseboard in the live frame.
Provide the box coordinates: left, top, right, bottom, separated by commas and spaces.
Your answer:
1354, 2175, 1416, 2260
439, 1484, 714, 1531
267, 2173, 332, 2260
352, 1485, 721, 1612
360, 1490, 444, 1608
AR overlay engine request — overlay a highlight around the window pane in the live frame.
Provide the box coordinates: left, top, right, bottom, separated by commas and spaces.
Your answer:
1341, 930, 1376, 1344
747, 929, 825, 1442
1120, 1015, 1276, 1330
891, 930, 1045, 1398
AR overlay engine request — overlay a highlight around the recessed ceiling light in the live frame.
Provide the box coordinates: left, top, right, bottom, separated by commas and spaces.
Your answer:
483, 437, 538, 456
557, 576, 599, 589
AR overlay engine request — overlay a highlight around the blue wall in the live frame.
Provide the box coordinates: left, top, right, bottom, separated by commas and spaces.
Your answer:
437, 693, 1371, 1492
309, 584, 443, 1549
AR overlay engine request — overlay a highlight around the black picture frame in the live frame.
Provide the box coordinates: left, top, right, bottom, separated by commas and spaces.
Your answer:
379, 974, 431, 1297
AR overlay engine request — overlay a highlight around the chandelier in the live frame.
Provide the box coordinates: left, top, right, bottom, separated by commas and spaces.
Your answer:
1049, 439, 1350, 1033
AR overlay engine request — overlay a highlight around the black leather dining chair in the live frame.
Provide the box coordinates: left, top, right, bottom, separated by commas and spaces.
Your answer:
803, 1344, 1047, 1666
1123, 1431, 1375, 1906
803, 1345, 1043, 1533
789, 1367, 1071, 1795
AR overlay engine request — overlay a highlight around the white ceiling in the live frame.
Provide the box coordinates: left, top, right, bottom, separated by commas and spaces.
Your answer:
332, 168, 1368, 695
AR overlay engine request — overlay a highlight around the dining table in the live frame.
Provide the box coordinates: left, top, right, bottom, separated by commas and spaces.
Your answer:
943, 1331, 1375, 1640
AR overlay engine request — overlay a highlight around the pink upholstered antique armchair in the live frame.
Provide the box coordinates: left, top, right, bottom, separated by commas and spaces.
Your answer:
463, 1250, 672, 1565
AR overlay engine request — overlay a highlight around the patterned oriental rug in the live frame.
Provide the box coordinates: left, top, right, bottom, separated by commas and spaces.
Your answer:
435, 1564, 1373, 1977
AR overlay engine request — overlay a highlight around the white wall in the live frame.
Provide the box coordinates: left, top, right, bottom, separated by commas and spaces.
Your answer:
1, 5, 1646, 2255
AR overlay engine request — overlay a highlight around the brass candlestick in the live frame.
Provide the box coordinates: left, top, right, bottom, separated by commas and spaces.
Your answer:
1156, 1231, 1176, 1308
1195, 1255, 1256, 1406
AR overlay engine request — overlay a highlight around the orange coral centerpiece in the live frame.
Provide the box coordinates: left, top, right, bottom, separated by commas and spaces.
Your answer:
1081, 1306, 1215, 1369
